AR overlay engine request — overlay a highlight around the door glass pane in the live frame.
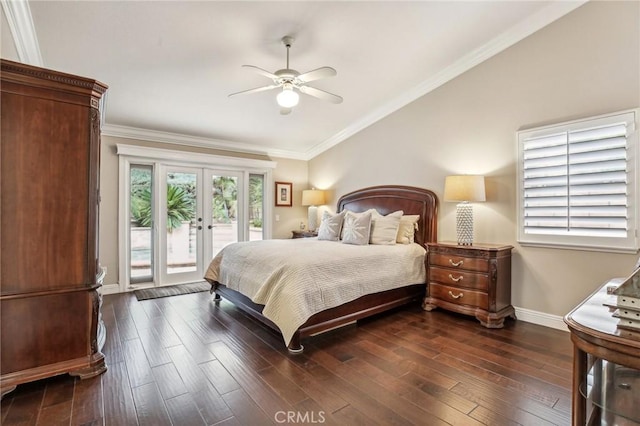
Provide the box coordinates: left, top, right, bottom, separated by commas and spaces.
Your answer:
130, 165, 153, 282
249, 174, 264, 241
210, 175, 238, 256
166, 172, 197, 274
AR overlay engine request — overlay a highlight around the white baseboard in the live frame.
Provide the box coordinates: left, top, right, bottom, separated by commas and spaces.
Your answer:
514, 306, 568, 332
101, 283, 121, 295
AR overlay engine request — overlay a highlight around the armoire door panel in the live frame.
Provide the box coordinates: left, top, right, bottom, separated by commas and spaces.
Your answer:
1, 95, 90, 293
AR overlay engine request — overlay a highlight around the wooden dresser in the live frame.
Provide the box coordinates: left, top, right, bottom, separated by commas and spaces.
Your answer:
1, 60, 108, 397
423, 242, 516, 328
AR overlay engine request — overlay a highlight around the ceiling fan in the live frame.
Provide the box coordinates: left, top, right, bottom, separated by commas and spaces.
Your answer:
229, 36, 343, 115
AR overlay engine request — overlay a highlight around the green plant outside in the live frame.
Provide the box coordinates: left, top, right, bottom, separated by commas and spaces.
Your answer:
131, 184, 193, 232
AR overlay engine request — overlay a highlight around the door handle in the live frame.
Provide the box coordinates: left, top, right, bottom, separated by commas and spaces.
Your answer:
448, 259, 464, 267
448, 291, 464, 299
448, 274, 463, 282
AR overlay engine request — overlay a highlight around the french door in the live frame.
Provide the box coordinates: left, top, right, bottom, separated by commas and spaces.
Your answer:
158, 167, 245, 285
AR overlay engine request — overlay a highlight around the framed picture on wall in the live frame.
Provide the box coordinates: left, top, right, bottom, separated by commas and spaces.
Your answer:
275, 182, 293, 207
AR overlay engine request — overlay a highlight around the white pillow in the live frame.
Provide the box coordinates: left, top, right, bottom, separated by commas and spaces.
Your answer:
340, 209, 377, 240
317, 211, 345, 241
370, 210, 403, 245
396, 215, 420, 244
341, 211, 373, 245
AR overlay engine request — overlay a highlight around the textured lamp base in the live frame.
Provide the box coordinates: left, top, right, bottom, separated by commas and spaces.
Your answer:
308, 205, 319, 232
456, 203, 474, 245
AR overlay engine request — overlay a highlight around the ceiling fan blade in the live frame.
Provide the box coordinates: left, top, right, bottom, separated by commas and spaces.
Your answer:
228, 84, 279, 98
242, 65, 278, 80
296, 67, 337, 83
299, 85, 343, 104
280, 107, 292, 115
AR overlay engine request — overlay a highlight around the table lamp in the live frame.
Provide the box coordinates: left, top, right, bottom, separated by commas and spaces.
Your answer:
444, 175, 486, 245
302, 189, 326, 232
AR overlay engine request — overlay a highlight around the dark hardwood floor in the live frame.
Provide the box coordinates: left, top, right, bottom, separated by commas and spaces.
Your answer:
1, 290, 573, 425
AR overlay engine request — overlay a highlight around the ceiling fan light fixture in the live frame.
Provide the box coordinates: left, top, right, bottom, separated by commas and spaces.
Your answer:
276, 84, 299, 108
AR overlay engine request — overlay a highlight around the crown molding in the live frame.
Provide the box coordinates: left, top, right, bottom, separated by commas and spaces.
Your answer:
102, 124, 309, 161
1, 0, 42, 66
5, 0, 586, 162
304, 0, 588, 160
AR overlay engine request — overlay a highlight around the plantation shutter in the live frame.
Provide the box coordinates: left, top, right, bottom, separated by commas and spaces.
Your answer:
518, 110, 638, 252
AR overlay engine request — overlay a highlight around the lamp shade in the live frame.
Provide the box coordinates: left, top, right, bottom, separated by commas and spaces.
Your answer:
443, 175, 486, 202
301, 189, 326, 206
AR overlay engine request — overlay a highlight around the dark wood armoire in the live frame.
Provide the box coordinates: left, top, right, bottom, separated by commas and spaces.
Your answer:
1, 59, 108, 397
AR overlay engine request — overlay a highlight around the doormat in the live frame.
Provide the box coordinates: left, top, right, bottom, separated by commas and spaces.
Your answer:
134, 281, 210, 301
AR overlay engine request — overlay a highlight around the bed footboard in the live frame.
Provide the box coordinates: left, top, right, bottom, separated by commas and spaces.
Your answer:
210, 281, 425, 354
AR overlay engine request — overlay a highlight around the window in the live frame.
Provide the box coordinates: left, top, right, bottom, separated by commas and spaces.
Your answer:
517, 110, 638, 253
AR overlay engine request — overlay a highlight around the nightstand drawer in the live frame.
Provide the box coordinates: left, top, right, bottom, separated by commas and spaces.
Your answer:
429, 253, 489, 272
429, 283, 488, 310
429, 266, 489, 291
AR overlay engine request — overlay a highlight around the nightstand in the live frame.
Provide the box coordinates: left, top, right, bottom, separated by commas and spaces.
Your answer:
423, 242, 516, 328
291, 230, 318, 239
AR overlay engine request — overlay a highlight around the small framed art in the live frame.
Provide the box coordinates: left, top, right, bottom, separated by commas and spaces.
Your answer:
275, 182, 293, 207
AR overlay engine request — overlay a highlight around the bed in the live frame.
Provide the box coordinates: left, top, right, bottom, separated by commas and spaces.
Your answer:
205, 185, 438, 353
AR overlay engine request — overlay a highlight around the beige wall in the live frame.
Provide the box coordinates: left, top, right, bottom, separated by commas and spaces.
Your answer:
99, 135, 307, 286
309, 1, 640, 318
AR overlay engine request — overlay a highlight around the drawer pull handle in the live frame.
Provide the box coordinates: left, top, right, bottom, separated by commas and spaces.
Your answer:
448, 274, 463, 282
449, 259, 464, 267
448, 291, 464, 299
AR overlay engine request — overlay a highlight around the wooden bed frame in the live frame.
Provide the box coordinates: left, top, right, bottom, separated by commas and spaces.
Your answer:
210, 185, 438, 353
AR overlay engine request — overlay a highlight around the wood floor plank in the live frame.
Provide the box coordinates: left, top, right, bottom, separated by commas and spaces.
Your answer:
35, 400, 72, 426
165, 345, 235, 424
207, 341, 295, 420
221, 388, 275, 426
112, 297, 141, 341
101, 361, 138, 426
164, 319, 217, 364
191, 383, 236, 425
327, 344, 481, 425
450, 381, 562, 426
165, 393, 207, 426
199, 358, 241, 395
70, 375, 103, 425
41, 375, 75, 409
101, 303, 125, 363
257, 366, 309, 406
331, 404, 379, 426
308, 348, 439, 426
432, 334, 572, 390
2, 388, 45, 426
122, 338, 155, 388
151, 362, 188, 400
434, 349, 568, 407
131, 382, 172, 426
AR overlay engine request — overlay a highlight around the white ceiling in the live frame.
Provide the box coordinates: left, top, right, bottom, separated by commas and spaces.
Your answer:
1, 1, 584, 160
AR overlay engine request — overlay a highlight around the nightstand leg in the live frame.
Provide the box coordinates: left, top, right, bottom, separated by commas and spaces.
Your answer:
422, 297, 438, 311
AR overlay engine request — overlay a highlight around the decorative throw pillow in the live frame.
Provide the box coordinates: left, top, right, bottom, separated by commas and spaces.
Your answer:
370, 210, 403, 245
396, 214, 420, 244
340, 209, 377, 240
341, 211, 373, 245
317, 211, 345, 241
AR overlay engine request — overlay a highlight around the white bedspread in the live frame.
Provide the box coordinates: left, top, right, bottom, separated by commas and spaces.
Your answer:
204, 238, 426, 346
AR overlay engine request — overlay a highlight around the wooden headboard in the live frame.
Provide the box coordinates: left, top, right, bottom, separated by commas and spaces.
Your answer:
337, 185, 438, 247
